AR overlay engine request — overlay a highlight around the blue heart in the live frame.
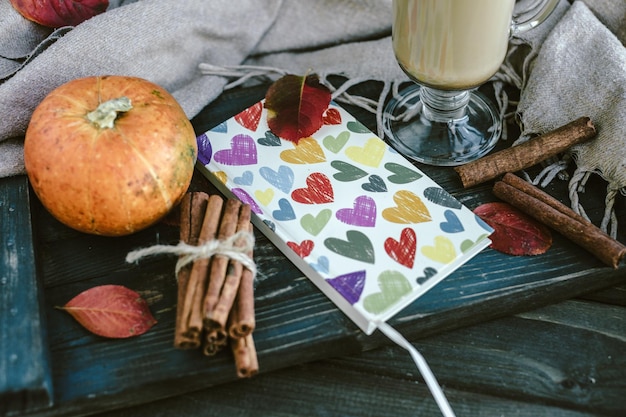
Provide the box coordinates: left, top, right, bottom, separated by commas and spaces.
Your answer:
440, 210, 464, 233
211, 121, 227, 133
260, 165, 294, 194
310, 256, 330, 274
273, 198, 296, 221
233, 170, 253, 186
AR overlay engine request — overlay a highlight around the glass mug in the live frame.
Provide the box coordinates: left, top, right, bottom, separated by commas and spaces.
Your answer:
383, 0, 559, 166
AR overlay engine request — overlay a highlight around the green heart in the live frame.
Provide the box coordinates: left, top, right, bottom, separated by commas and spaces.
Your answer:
347, 120, 370, 134
363, 270, 412, 315
324, 230, 375, 264
460, 234, 489, 253
301, 209, 332, 236
331, 160, 368, 182
385, 162, 422, 184
323, 131, 350, 153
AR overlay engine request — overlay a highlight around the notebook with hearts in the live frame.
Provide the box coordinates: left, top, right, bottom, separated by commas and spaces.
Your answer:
195, 100, 493, 335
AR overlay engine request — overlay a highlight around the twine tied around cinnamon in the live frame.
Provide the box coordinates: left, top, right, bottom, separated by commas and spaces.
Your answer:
125, 230, 256, 279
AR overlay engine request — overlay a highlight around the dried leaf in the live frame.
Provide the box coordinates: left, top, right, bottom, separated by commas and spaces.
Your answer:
58, 285, 157, 338
264, 73, 331, 144
474, 202, 552, 256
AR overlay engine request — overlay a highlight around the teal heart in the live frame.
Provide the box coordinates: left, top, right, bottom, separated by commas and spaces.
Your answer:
324, 230, 375, 264
361, 175, 387, 192
424, 187, 462, 209
301, 209, 332, 236
347, 120, 370, 134
363, 270, 412, 314
385, 162, 422, 184
258, 130, 281, 146
331, 160, 368, 182
323, 131, 350, 153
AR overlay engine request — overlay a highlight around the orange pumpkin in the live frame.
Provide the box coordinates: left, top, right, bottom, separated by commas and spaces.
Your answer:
24, 75, 197, 236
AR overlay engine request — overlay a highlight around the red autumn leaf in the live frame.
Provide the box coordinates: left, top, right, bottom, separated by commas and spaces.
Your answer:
264, 73, 331, 144
10, 0, 109, 28
58, 285, 157, 338
474, 202, 552, 256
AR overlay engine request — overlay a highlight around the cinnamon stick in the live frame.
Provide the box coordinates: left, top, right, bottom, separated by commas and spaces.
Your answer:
202, 327, 228, 356
230, 333, 259, 378
493, 174, 626, 268
455, 117, 596, 188
209, 204, 252, 330
180, 194, 224, 338
174, 192, 209, 349
202, 198, 242, 329
228, 222, 256, 339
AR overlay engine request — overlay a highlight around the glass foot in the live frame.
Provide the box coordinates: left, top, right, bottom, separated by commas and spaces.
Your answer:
383, 84, 501, 166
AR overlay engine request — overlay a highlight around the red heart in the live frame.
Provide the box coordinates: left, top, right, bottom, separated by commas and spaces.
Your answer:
323, 107, 342, 125
291, 173, 334, 204
384, 228, 416, 268
287, 240, 314, 258
234, 101, 262, 131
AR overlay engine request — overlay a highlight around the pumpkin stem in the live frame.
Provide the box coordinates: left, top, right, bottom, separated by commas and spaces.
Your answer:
86, 97, 133, 129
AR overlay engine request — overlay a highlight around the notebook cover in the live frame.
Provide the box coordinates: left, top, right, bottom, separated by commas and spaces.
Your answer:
195, 100, 493, 334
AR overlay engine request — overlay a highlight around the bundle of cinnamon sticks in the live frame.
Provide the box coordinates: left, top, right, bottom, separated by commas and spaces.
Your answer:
175, 192, 258, 378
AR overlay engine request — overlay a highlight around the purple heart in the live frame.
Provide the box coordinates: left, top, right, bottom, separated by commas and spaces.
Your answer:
326, 270, 366, 305
232, 188, 262, 214
336, 195, 376, 227
196, 133, 212, 165
214, 134, 257, 165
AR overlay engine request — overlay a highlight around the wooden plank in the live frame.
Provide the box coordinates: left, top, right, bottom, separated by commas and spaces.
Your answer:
0, 175, 53, 415
86, 298, 625, 417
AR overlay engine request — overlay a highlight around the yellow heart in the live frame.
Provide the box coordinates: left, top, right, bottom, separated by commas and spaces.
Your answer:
421, 235, 457, 264
214, 171, 227, 184
280, 137, 326, 164
345, 137, 386, 167
254, 188, 274, 206
382, 190, 432, 224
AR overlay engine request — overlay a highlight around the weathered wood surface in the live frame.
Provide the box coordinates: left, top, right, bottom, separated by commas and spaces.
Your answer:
90, 293, 626, 417
0, 176, 53, 415
1, 82, 624, 417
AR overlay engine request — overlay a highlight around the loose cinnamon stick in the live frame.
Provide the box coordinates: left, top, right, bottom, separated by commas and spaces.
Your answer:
231, 333, 259, 378
493, 174, 626, 268
208, 204, 252, 330
228, 222, 256, 339
174, 192, 209, 349
180, 195, 224, 338
455, 117, 596, 188
202, 198, 242, 330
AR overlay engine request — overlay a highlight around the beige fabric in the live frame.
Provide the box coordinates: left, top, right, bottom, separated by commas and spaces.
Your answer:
515, 1, 626, 236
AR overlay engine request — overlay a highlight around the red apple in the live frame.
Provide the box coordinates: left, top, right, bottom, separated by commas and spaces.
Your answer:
10, 0, 109, 28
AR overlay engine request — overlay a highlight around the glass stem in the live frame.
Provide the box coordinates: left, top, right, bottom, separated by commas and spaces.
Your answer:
420, 87, 471, 122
